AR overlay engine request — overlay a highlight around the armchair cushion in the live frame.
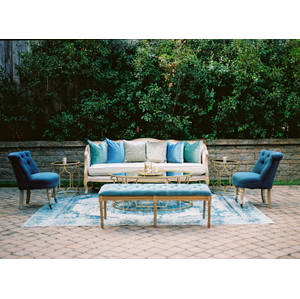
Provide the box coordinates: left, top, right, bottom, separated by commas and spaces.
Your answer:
30, 172, 60, 189
232, 172, 262, 189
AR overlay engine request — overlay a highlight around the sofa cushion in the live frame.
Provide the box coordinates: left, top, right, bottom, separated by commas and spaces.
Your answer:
106, 138, 125, 163
88, 140, 107, 165
184, 141, 201, 163
167, 141, 184, 163
124, 140, 146, 162
89, 162, 206, 176
146, 141, 167, 163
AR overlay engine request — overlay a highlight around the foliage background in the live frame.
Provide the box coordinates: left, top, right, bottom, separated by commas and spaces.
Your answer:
1, 39, 300, 141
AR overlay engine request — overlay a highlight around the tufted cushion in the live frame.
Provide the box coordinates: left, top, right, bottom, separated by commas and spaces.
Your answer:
98, 183, 211, 197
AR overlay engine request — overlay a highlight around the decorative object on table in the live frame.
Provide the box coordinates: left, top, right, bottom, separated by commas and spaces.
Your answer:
22, 192, 273, 227
51, 161, 80, 198
62, 157, 67, 164
210, 159, 240, 196
144, 161, 152, 173
8, 151, 59, 209
232, 150, 283, 208
84, 138, 209, 194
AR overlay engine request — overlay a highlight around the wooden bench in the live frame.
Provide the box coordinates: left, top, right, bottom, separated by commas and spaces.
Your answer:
98, 183, 212, 228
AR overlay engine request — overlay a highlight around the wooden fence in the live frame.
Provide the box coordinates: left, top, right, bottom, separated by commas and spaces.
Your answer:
0, 40, 30, 83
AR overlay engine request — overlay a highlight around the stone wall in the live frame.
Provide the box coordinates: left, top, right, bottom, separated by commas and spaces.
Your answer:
0, 139, 299, 182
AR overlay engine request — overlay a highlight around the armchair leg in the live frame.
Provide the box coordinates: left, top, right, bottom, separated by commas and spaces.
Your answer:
26, 189, 31, 204
235, 187, 239, 202
261, 189, 266, 203
240, 188, 245, 208
267, 189, 272, 208
46, 189, 52, 209
53, 187, 57, 203
19, 190, 24, 209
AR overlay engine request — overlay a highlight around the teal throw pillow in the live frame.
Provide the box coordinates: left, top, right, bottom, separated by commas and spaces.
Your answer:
88, 140, 107, 165
184, 141, 202, 163
167, 141, 184, 163
106, 138, 125, 163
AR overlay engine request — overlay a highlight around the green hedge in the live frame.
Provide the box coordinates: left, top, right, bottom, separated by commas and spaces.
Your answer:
1, 39, 300, 141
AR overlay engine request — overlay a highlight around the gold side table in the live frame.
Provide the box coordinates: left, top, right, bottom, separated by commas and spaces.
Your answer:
51, 161, 80, 197
210, 160, 240, 195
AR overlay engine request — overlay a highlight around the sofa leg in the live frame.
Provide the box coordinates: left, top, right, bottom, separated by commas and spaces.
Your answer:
46, 189, 52, 209
235, 187, 239, 202
240, 188, 245, 208
19, 190, 24, 209
26, 189, 31, 204
84, 179, 88, 195
267, 189, 272, 208
261, 189, 266, 203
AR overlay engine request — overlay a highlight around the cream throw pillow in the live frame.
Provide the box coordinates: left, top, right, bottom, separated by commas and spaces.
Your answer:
146, 141, 167, 163
124, 140, 146, 162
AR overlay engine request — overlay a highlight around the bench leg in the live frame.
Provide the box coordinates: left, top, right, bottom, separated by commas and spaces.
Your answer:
153, 196, 157, 228
207, 198, 211, 228
203, 200, 206, 219
104, 201, 107, 219
99, 196, 104, 228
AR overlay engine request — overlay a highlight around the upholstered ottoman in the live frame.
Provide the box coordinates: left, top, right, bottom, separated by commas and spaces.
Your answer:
98, 183, 212, 228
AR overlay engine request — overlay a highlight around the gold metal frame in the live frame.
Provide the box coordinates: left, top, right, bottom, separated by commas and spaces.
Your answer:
51, 161, 80, 197
210, 160, 240, 195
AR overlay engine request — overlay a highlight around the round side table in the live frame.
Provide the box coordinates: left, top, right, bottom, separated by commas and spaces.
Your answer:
51, 161, 80, 197
210, 160, 240, 195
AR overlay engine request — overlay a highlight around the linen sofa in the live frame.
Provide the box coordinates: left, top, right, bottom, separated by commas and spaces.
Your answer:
84, 138, 209, 195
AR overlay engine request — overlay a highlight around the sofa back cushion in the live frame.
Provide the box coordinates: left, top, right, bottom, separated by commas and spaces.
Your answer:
124, 140, 146, 162
146, 141, 167, 163
184, 141, 202, 163
167, 141, 184, 163
106, 138, 125, 163
88, 140, 107, 165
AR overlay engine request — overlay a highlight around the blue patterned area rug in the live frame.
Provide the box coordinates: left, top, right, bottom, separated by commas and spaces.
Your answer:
22, 193, 273, 227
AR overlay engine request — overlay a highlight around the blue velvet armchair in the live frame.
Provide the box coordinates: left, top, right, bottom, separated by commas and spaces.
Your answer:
8, 151, 59, 209
232, 150, 283, 208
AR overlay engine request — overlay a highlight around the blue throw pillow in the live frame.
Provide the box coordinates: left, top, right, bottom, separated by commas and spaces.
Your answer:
88, 140, 107, 165
184, 141, 202, 163
106, 138, 125, 163
167, 141, 184, 163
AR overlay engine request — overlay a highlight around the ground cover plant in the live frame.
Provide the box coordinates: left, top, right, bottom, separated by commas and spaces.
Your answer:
1, 39, 300, 141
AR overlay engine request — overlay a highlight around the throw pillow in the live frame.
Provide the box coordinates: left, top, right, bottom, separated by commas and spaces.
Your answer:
106, 138, 125, 163
184, 141, 202, 163
88, 140, 107, 165
167, 141, 184, 163
146, 141, 167, 163
124, 140, 146, 162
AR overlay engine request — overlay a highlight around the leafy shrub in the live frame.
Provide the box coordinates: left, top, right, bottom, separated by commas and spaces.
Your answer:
2, 39, 300, 141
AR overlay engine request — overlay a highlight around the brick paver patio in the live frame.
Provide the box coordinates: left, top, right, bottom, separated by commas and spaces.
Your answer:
0, 185, 300, 259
